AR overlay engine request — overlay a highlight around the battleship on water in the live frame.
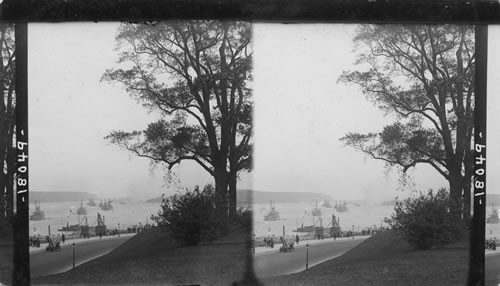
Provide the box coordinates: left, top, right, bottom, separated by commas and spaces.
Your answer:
76, 201, 88, 215
264, 201, 280, 221
322, 200, 332, 208
99, 199, 113, 211
312, 201, 322, 217
334, 200, 348, 212
30, 200, 45, 221
87, 198, 97, 207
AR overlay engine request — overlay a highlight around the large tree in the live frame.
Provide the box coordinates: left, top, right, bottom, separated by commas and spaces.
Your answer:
103, 21, 252, 216
0, 24, 16, 222
339, 25, 474, 218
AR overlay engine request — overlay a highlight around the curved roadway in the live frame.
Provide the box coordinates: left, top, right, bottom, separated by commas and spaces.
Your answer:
254, 237, 365, 278
30, 235, 132, 278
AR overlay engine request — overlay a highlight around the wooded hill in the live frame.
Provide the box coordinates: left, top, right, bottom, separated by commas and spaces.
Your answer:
236, 190, 332, 205
29, 192, 98, 203
145, 190, 333, 205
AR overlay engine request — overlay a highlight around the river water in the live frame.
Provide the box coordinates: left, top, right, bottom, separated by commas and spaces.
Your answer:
30, 200, 493, 239
252, 201, 394, 238
29, 201, 162, 236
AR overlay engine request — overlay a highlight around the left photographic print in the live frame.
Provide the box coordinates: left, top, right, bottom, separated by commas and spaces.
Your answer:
28, 22, 254, 285
0, 23, 16, 286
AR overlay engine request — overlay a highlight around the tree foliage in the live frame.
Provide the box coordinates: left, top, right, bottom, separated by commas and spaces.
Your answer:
385, 188, 466, 250
151, 184, 220, 245
103, 21, 252, 216
151, 184, 250, 245
339, 25, 474, 216
0, 24, 16, 224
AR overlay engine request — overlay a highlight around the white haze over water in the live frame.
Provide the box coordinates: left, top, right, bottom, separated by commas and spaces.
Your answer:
29, 201, 160, 237
253, 201, 393, 237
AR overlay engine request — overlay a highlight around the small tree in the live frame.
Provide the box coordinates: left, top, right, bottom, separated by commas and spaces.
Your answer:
152, 184, 227, 245
385, 188, 466, 250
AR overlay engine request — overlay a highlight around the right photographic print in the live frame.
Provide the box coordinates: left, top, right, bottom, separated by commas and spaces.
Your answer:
486, 25, 500, 286
251, 24, 475, 285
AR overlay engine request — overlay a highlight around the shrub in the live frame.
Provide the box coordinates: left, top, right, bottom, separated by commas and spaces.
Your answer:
151, 184, 250, 246
384, 188, 467, 250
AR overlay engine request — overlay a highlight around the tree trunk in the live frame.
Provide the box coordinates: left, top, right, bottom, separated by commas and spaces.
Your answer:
462, 177, 471, 220
5, 144, 15, 217
0, 171, 6, 218
228, 172, 237, 217
448, 164, 465, 220
462, 146, 474, 220
0, 120, 10, 216
214, 170, 229, 218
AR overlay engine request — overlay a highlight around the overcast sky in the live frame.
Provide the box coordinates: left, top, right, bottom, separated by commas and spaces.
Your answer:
28, 23, 496, 202
487, 25, 500, 195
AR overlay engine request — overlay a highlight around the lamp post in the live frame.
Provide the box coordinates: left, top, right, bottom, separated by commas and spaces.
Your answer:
305, 242, 309, 270
72, 242, 75, 269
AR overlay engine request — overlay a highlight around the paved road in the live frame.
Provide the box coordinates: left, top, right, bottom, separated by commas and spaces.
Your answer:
254, 237, 365, 278
486, 252, 500, 286
30, 235, 132, 278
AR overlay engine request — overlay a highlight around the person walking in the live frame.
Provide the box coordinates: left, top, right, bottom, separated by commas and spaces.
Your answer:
62, 234, 65, 244
295, 234, 299, 245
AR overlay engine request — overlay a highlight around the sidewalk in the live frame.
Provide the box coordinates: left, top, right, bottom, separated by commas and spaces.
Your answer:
29, 233, 136, 254
486, 249, 500, 256
254, 235, 370, 254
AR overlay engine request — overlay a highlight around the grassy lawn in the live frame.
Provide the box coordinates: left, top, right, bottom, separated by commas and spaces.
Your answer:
33, 227, 254, 286
262, 230, 469, 286
32, 228, 469, 286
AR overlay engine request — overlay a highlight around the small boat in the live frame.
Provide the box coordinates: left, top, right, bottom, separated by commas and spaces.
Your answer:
264, 201, 280, 221
30, 200, 45, 221
77, 201, 87, 215
294, 224, 315, 233
58, 222, 81, 232
487, 204, 500, 224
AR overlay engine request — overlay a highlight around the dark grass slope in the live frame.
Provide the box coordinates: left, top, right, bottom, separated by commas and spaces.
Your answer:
33, 227, 252, 286
263, 230, 469, 286
0, 238, 13, 285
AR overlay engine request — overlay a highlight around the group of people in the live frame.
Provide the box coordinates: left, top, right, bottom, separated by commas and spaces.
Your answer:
486, 238, 497, 250
29, 233, 67, 248
126, 223, 153, 234
80, 232, 90, 239
29, 236, 42, 248
263, 236, 275, 248
46, 235, 61, 251
279, 236, 296, 252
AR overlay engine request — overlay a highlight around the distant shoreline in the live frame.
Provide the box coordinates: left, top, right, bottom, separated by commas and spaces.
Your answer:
29, 191, 98, 204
